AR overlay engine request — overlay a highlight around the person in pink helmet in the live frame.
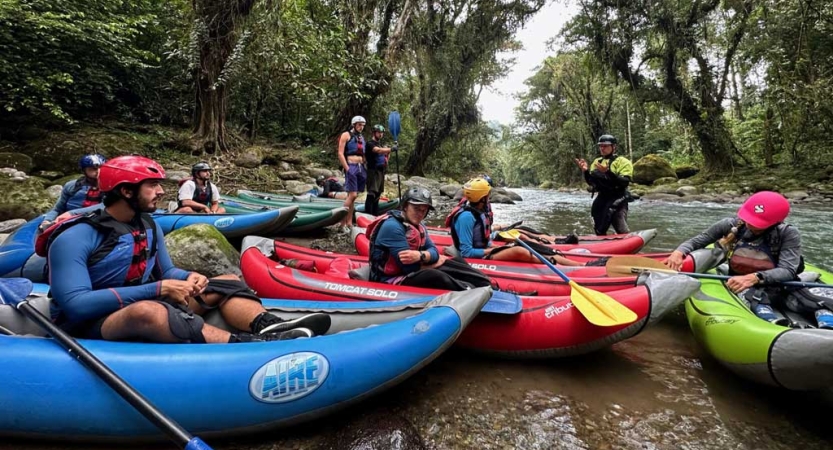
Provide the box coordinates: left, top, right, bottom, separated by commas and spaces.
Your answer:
663, 191, 818, 325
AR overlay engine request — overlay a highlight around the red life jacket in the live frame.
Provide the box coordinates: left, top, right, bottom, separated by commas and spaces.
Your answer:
36, 211, 158, 286
445, 199, 492, 250
81, 187, 102, 207
727, 221, 804, 276
367, 211, 428, 280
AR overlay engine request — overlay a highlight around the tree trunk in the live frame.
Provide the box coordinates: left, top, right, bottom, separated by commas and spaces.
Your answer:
764, 105, 774, 166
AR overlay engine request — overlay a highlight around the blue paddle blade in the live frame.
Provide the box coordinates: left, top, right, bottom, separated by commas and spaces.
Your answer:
388, 111, 401, 140
0, 278, 34, 306
481, 290, 523, 314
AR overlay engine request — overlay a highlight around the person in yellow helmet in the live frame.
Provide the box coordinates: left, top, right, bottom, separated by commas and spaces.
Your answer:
446, 178, 585, 266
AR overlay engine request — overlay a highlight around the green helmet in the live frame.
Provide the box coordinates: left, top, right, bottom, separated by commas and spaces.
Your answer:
598, 134, 617, 145
372, 125, 385, 133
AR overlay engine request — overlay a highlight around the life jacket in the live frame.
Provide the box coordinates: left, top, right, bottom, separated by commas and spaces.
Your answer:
367, 210, 428, 282
67, 177, 103, 209
36, 211, 159, 287
726, 221, 804, 276
344, 131, 365, 157
588, 154, 626, 197
446, 200, 492, 250
178, 179, 213, 207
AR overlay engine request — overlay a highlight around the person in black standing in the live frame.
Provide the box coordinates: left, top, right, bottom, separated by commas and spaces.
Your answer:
364, 124, 395, 215
574, 134, 634, 235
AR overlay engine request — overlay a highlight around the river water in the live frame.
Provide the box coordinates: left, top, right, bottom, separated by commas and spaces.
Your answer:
4, 190, 832, 450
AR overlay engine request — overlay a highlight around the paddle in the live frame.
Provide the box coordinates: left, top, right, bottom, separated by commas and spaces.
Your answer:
0, 279, 213, 450
606, 256, 833, 289
387, 111, 402, 199
498, 230, 638, 326
483, 290, 523, 314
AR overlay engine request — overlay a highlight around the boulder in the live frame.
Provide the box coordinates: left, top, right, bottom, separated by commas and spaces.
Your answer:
0, 176, 56, 221
287, 183, 316, 195
34, 170, 63, 180
279, 161, 293, 171
648, 184, 681, 196
675, 165, 700, 179
490, 192, 515, 204
0, 219, 26, 233
405, 176, 441, 190
676, 186, 699, 196
165, 224, 241, 278
539, 181, 554, 189
453, 189, 464, 201
0, 153, 34, 173
166, 170, 191, 182
309, 167, 335, 179
234, 151, 261, 169
440, 184, 461, 198
46, 184, 63, 199
783, 190, 810, 200
633, 155, 677, 185
494, 187, 522, 201
653, 177, 678, 186
278, 171, 302, 180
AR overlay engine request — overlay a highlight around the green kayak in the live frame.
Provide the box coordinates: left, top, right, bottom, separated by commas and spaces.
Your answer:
236, 189, 400, 214
221, 198, 348, 233
686, 263, 833, 390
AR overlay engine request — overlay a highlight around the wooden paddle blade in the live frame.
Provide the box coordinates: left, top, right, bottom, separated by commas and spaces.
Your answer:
606, 255, 675, 278
569, 280, 638, 326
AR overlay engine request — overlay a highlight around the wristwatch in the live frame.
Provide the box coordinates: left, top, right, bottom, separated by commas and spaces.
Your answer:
755, 272, 765, 284
420, 251, 427, 263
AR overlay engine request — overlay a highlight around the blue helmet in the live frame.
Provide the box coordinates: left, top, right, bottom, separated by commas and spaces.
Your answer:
79, 154, 107, 170
481, 174, 494, 187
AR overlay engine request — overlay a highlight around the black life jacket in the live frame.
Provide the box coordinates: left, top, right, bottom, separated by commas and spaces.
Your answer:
178, 179, 213, 207
445, 201, 492, 250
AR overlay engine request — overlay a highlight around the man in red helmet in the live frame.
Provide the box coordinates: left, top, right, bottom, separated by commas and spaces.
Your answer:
45, 156, 330, 343
661, 191, 830, 327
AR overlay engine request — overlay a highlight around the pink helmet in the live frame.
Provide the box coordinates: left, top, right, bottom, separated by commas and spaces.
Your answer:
99, 156, 166, 192
737, 191, 790, 229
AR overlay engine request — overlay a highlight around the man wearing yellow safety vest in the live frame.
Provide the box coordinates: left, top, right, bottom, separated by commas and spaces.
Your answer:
574, 134, 633, 235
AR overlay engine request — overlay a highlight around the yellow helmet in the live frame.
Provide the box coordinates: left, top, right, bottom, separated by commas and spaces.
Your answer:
463, 177, 491, 203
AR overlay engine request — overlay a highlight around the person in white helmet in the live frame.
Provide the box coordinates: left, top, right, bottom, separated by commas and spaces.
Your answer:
336, 115, 367, 232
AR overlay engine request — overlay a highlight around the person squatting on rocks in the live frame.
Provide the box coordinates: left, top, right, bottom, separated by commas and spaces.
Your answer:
45, 155, 331, 344
575, 134, 633, 235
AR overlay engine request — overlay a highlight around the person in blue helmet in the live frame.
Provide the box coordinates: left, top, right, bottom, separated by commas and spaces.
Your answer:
41, 154, 107, 230
46, 155, 330, 343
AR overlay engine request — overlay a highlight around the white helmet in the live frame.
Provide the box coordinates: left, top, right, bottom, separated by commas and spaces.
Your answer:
351, 115, 366, 126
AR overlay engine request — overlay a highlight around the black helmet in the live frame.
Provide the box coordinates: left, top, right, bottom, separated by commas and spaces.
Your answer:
402, 187, 434, 210
316, 174, 326, 186
372, 125, 385, 133
598, 134, 617, 145
191, 162, 212, 176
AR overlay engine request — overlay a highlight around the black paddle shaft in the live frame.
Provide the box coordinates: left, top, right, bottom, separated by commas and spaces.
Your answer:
16, 301, 205, 449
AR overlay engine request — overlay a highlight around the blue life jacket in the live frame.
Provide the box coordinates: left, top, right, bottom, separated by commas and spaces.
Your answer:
344, 131, 365, 157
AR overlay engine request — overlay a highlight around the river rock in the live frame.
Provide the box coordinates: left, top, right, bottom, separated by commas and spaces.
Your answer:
319, 411, 426, 450
0, 176, 54, 221
166, 170, 190, 182
494, 187, 522, 201
234, 151, 261, 169
676, 186, 699, 196
0, 219, 26, 233
34, 170, 63, 180
287, 183, 316, 195
46, 184, 63, 199
643, 192, 684, 202
633, 155, 677, 185
309, 167, 335, 179
490, 192, 515, 204
783, 190, 810, 200
539, 181, 554, 189
279, 161, 293, 171
440, 184, 461, 198
406, 176, 441, 190
0, 153, 33, 173
278, 171, 302, 180
166, 224, 241, 278
649, 184, 681, 196
453, 189, 464, 201
653, 177, 677, 186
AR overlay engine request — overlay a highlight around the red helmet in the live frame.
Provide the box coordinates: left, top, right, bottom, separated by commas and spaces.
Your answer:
99, 156, 166, 192
737, 191, 790, 229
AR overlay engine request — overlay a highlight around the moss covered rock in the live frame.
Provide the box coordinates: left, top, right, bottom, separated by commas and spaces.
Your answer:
653, 177, 678, 186
0, 175, 54, 220
633, 155, 677, 185
0, 152, 34, 173
166, 224, 241, 278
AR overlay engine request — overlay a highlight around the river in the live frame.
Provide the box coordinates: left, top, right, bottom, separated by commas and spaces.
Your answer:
4, 190, 832, 450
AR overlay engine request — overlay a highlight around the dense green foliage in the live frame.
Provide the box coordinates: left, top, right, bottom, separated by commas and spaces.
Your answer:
1, 0, 832, 183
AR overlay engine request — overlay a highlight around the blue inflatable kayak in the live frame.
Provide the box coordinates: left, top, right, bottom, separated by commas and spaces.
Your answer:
0, 217, 43, 280
0, 283, 489, 441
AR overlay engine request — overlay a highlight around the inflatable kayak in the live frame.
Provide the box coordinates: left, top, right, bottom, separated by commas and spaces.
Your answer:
221, 199, 348, 233
265, 237, 721, 296
236, 190, 400, 214
292, 194, 400, 214
0, 282, 489, 441
354, 214, 655, 254
686, 263, 833, 390
152, 206, 298, 238
241, 237, 702, 358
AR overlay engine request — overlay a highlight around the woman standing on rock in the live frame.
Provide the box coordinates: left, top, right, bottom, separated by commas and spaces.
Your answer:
336, 115, 367, 233
575, 134, 633, 235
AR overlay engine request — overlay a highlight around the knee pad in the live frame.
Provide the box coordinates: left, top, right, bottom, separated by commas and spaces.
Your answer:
159, 302, 206, 343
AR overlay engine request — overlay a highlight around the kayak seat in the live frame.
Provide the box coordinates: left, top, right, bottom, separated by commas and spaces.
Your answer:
0, 294, 51, 336
348, 265, 371, 281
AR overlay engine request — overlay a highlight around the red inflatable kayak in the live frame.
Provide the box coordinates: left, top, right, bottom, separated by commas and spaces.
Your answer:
355, 214, 656, 254
240, 237, 702, 358
268, 238, 720, 297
